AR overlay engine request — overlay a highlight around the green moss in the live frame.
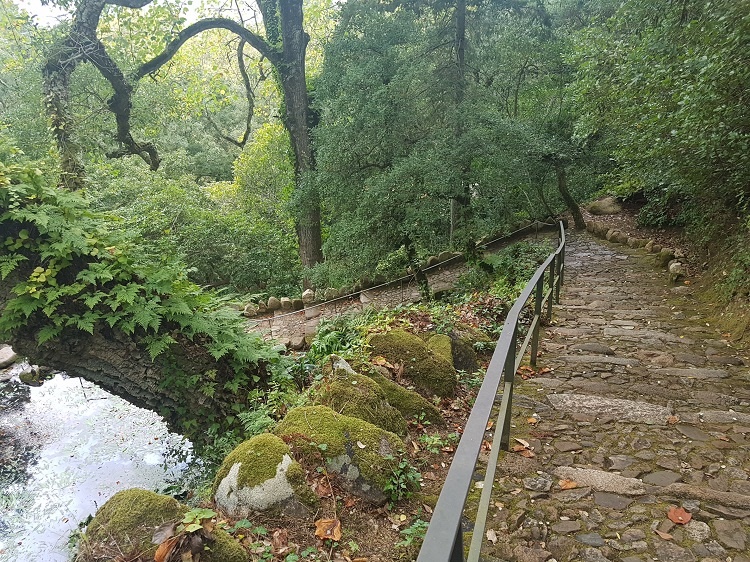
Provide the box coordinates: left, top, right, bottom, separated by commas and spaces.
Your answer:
83, 489, 245, 562
212, 433, 291, 494
312, 366, 407, 436
286, 461, 319, 508
205, 528, 248, 562
427, 334, 453, 363
364, 369, 444, 426
85, 489, 182, 558
274, 405, 403, 492
368, 329, 457, 397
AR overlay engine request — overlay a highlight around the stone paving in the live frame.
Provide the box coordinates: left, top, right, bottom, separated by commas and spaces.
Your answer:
480, 232, 750, 562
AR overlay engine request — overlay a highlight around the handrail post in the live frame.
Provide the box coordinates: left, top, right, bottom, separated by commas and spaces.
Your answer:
547, 256, 556, 319
499, 325, 517, 451
530, 277, 544, 366
556, 245, 565, 302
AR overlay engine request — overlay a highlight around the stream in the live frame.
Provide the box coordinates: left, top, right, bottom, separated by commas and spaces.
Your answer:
0, 364, 200, 562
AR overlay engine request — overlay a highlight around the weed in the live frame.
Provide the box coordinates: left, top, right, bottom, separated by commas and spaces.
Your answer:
383, 456, 421, 505
395, 519, 429, 548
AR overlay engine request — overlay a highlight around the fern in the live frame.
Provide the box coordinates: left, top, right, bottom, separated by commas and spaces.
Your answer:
0, 254, 26, 279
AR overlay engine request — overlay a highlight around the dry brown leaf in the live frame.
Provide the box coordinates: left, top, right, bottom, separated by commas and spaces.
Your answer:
655, 529, 673, 541
558, 479, 578, 490
272, 528, 289, 552
666, 415, 680, 425
667, 506, 692, 525
527, 417, 539, 425
514, 438, 530, 448
486, 529, 498, 544
486, 421, 494, 431
313, 477, 333, 498
314, 518, 342, 541
511, 444, 527, 452
154, 536, 179, 562
518, 449, 536, 458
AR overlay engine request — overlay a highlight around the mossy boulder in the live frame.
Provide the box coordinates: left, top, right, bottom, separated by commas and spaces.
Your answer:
368, 329, 457, 397
312, 356, 407, 436
83, 489, 245, 562
213, 434, 317, 518
587, 196, 622, 216
427, 334, 452, 363
274, 405, 404, 504
365, 367, 444, 427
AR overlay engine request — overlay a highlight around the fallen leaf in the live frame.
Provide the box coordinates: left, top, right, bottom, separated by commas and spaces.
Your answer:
667, 506, 692, 525
272, 528, 288, 552
666, 415, 680, 425
527, 417, 538, 425
371, 356, 393, 368
514, 438, 530, 448
486, 421, 494, 431
344, 497, 357, 509
486, 529, 498, 544
314, 518, 342, 541
655, 529, 673, 540
312, 477, 333, 498
154, 536, 179, 562
558, 479, 578, 490
152, 522, 176, 545
356, 441, 366, 449
518, 449, 536, 458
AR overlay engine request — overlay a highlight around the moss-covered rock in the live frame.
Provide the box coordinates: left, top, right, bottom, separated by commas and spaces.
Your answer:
274, 405, 404, 504
427, 334, 452, 363
312, 356, 407, 436
213, 433, 316, 517
364, 367, 444, 426
83, 489, 246, 562
368, 329, 457, 397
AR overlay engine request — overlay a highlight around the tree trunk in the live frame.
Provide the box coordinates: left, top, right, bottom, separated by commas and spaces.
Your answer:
553, 159, 586, 229
277, 0, 324, 273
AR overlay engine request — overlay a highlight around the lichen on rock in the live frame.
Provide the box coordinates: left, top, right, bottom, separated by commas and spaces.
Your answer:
274, 405, 404, 504
81, 488, 245, 562
213, 433, 316, 518
312, 356, 407, 436
367, 329, 457, 397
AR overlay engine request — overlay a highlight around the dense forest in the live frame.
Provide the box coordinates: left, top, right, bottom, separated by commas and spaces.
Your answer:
1, 0, 749, 437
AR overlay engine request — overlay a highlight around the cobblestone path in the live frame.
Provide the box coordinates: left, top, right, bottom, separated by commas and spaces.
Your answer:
481, 231, 750, 562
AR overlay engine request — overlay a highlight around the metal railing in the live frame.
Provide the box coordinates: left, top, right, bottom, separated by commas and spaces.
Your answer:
417, 221, 566, 562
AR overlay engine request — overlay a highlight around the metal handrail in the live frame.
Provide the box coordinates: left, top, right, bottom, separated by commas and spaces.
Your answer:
417, 221, 566, 562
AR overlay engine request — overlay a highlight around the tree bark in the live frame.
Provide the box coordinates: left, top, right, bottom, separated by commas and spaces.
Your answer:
553, 158, 586, 229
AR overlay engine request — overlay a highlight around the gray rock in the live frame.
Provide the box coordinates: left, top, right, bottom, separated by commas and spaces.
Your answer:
655, 367, 729, 380
593, 491, 634, 509
576, 533, 605, 547
551, 520, 582, 533
292, 298, 304, 311
547, 394, 671, 425
242, 302, 259, 317
684, 520, 711, 542
556, 355, 640, 366
570, 343, 615, 355
676, 424, 712, 441
280, 297, 293, 311
553, 467, 646, 496
655, 542, 695, 561
606, 455, 635, 471
267, 296, 281, 311
642, 470, 682, 486
301, 288, 315, 304
0, 345, 19, 368
554, 441, 583, 452
713, 519, 746, 550
580, 547, 611, 562
524, 476, 553, 492
511, 545, 552, 562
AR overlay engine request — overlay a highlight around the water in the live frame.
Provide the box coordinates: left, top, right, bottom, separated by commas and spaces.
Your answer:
0, 370, 198, 562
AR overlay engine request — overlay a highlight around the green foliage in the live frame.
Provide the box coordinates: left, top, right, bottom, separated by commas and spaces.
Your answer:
0, 136, 282, 447
395, 518, 429, 548
306, 310, 380, 362
178, 507, 217, 534
382, 455, 421, 505
571, 0, 750, 230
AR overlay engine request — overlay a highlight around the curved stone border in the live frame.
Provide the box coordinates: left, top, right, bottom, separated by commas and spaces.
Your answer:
586, 220, 687, 283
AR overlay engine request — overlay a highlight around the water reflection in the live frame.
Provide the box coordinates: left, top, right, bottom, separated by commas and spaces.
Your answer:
0, 373, 199, 562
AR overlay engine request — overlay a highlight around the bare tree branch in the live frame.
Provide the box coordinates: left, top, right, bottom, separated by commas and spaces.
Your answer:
136, 17, 280, 80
